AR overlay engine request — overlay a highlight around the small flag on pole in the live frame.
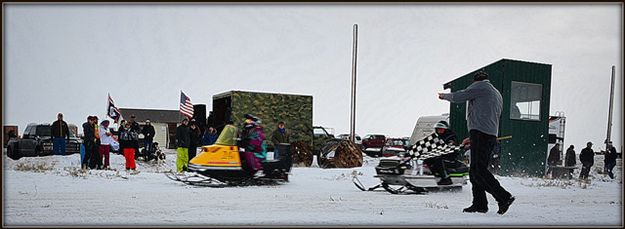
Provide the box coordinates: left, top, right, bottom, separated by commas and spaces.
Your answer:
107, 93, 122, 123
180, 91, 194, 119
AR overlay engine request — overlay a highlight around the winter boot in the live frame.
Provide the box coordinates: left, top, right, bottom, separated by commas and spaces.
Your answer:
497, 196, 516, 215
437, 177, 453, 185
463, 206, 488, 213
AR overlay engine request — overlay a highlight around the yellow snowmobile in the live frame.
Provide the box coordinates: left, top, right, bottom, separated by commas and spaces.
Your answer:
166, 124, 292, 186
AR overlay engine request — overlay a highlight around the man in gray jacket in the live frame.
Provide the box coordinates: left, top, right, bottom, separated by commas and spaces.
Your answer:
438, 70, 515, 215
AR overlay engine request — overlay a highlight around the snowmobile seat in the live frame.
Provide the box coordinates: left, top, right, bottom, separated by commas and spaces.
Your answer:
261, 143, 292, 175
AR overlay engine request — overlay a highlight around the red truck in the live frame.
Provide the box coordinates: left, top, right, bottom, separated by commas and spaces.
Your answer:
362, 134, 386, 150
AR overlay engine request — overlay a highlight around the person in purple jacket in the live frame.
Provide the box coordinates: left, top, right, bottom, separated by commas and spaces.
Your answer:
240, 114, 267, 178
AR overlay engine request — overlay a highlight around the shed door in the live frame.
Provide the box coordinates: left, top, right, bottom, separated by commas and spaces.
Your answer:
152, 123, 168, 149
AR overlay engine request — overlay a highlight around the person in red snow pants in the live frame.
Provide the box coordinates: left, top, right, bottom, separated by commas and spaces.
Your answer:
123, 148, 136, 170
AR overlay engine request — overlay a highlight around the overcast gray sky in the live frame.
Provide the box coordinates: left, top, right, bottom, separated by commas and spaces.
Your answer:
4, 4, 623, 151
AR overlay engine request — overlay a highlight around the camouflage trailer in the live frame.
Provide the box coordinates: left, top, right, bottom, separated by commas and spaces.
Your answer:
212, 90, 314, 150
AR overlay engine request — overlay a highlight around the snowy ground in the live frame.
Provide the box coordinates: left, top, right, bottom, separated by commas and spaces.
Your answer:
2, 149, 623, 227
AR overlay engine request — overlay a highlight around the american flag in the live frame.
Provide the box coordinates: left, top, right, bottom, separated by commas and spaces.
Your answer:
179, 91, 194, 119
107, 93, 122, 123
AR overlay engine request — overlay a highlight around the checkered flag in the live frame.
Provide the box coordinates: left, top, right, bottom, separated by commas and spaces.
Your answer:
406, 133, 463, 160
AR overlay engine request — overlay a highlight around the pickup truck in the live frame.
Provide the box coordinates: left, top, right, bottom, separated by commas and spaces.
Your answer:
6, 123, 81, 160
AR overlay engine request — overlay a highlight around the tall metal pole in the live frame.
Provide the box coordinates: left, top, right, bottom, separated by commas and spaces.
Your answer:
350, 24, 358, 143
605, 65, 615, 150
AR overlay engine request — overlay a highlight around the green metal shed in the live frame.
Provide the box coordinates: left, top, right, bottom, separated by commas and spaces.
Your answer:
443, 59, 552, 177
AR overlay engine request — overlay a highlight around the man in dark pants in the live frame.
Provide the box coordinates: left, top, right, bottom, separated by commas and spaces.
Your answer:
439, 70, 515, 215
546, 143, 561, 179
579, 142, 594, 181
564, 145, 576, 179
81, 116, 96, 170
142, 119, 156, 153
51, 113, 70, 155
604, 141, 617, 179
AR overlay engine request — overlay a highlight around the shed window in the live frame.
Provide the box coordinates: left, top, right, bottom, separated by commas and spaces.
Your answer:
510, 81, 542, 121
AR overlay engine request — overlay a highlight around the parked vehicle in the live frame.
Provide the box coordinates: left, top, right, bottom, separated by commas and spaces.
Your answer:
6, 123, 81, 160
381, 138, 410, 157
362, 134, 386, 150
336, 134, 363, 149
313, 126, 337, 155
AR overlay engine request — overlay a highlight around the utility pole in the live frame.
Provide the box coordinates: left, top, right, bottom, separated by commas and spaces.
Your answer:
350, 24, 358, 143
605, 66, 615, 151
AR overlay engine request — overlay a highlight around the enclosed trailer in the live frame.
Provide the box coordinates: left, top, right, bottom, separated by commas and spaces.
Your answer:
212, 90, 314, 149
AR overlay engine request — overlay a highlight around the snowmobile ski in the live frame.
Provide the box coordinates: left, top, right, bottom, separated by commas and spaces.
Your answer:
165, 171, 228, 187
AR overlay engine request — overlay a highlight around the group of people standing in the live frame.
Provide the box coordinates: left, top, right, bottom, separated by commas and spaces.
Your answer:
77, 114, 154, 173
547, 140, 619, 181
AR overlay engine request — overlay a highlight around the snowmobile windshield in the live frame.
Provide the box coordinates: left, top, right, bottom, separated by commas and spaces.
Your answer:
215, 125, 238, 146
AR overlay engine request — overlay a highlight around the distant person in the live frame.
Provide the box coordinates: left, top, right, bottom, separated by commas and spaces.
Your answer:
116, 120, 127, 141
579, 142, 595, 181
202, 127, 218, 146
604, 141, 617, 179
175, 118, 191, 173
81, 116, 96, 170
91, 116, 103, 169
564, 145, 576, 179
128, 115, 141, 157
188, 120, 202, 162
270, 121, 291, 159
546, 143, 561, 179
119, 121, 139, 173
141, 119, 156, 153
98, 120, 115, 170
438, 70, 515, 215
423, 121, 457, 185
51, 113, 70, 155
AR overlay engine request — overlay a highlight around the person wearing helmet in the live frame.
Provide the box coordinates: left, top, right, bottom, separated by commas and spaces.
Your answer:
240, 114, 267, 178
423, 121, 458, 186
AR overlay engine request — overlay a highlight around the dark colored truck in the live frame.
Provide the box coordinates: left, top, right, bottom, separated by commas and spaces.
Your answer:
6, 123, 81, 160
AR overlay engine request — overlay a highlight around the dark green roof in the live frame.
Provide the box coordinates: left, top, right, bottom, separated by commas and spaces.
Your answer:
443, 58, 552, 89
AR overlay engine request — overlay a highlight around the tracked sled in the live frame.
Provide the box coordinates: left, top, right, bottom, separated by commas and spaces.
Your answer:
166, 121, 292, 187
353, 133, 469, 194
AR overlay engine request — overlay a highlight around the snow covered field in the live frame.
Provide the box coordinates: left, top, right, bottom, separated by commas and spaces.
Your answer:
3, 149, 623, 227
